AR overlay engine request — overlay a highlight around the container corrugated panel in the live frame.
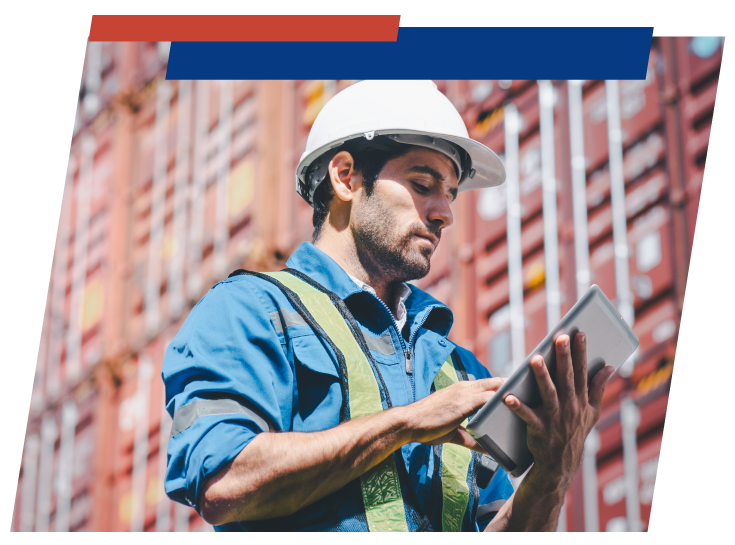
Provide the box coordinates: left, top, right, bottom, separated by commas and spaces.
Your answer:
76, 128, 113, 371
585, 131, 666, 215
681, 75, 718, 191
685, 172, 703, 252
464, 80, 522, 112
581, 52, 662, 175
477, 153, 544, 319
588, 200, 674, 314
465, 80, 535, 146
470, 83, 545, 251
596, 428, 663, 531
421, 272, 453, 309
126, 80, 257, 339
680, 65, 721, 264
67, 139, 110, 369
676, 37, 723, 93
473, 82, 570, 256
600, 340, 673, 428
473, 86, 577, 372
597, 343, 676, 531
475, 205, 562, 328
108, 342, 186, 532
14, 382, 99, 532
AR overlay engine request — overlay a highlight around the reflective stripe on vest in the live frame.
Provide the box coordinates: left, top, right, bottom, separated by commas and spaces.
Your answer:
434, 357, 473, 532
266, 271, 408, 532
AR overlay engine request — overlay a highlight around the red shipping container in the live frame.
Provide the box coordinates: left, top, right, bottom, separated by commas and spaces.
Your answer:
685, 181, 703, 254
597, 429, 662, 531
676, 37, 723, 92
632, 297, 678, 360
523, 286, 550, 356
472, 82, 546, 248
582, 49, 662, 175
585, 132, 666, 215
680, 76, 718, 187
589, 176, 672, 301
475, 211, 546, 288
627, 204, 674, 307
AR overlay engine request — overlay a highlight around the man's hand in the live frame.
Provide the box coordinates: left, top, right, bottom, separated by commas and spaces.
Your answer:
403, 377, 506, 452
487, 331, 614, 531
505, 332, 613, 491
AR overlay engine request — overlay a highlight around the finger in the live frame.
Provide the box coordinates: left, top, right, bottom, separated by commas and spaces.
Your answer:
554, 334, 575, 402
572, 331, 589, 400
529, 355, 559, 417
472, 377, 507, 392
449, 428, 485, 452
462, 391, 496, 416
504, 395, 543, 430
588, 365, 615, 415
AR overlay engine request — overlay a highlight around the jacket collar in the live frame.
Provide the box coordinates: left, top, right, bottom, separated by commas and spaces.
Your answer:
285, 242, 453, 336
286, 242, 363, 301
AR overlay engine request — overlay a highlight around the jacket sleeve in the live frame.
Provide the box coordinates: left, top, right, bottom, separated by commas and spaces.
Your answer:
453, 345, 516, 530
161, 277, 293, 512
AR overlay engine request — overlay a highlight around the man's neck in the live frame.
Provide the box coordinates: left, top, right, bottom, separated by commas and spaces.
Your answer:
314, 230, 399, 313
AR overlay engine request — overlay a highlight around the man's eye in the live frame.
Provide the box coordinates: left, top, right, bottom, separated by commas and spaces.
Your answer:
413, 183, 429, 194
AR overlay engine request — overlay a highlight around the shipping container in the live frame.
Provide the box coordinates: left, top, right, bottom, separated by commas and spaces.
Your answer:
597, 428, 663, 531
443, 44, 713, 531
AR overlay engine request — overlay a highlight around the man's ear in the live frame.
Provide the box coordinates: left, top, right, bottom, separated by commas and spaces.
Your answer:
328, 151, 362, 203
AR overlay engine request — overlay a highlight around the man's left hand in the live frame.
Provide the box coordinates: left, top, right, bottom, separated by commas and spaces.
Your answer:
504, 331, 614, 494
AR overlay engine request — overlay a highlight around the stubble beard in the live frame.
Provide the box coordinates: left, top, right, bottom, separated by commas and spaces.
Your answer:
351, 188, 441, 284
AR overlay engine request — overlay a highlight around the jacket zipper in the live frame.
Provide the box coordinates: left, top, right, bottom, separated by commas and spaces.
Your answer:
370, 295, 440, 403
370, 295, 412, 373
408, 310, 432, 362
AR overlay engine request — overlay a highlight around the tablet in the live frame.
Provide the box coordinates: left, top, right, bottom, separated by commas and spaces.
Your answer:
465, 285, 639, 477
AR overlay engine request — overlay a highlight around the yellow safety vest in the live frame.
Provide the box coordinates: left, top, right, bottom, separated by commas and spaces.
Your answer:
264, 271, 474, 532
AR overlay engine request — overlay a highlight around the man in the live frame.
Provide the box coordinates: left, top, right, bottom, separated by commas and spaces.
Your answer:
162, 80, 614, 531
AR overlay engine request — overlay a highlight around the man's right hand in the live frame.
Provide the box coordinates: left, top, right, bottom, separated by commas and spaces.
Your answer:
401, 377, 506, 452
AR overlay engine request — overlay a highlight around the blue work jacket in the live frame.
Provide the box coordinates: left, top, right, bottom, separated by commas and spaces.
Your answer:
162, 242, 514, 531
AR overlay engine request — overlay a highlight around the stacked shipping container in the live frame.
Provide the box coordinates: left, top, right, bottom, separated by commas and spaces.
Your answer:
13, 37, 721, 531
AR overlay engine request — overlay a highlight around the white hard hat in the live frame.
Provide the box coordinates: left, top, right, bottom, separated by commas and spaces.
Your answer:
296, 80, 506, 206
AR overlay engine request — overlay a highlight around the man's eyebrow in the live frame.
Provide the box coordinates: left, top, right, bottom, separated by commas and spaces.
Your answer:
405, 165, 458, 202
404, 165, 445, 182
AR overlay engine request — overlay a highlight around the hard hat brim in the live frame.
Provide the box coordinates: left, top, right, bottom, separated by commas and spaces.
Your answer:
296, 129, 505, 206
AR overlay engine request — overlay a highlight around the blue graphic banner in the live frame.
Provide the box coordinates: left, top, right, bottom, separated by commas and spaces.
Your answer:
167, 27, 654, 80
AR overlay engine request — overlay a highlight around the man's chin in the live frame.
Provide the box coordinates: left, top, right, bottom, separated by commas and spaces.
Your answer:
399, 254, 431, 282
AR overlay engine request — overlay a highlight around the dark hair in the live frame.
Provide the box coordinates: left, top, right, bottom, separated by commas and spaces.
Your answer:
311, 136, 412, 241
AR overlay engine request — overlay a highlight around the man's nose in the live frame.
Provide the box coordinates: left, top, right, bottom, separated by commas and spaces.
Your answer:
427, 194, 454, 228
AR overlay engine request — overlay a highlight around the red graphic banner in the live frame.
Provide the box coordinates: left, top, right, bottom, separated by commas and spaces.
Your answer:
88, 15, 401, 42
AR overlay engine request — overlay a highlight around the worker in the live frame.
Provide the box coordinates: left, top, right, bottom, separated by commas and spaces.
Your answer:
162, 80, 614, 532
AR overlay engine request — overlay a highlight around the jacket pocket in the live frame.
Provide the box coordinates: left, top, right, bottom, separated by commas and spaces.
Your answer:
290, 334, 340, 378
